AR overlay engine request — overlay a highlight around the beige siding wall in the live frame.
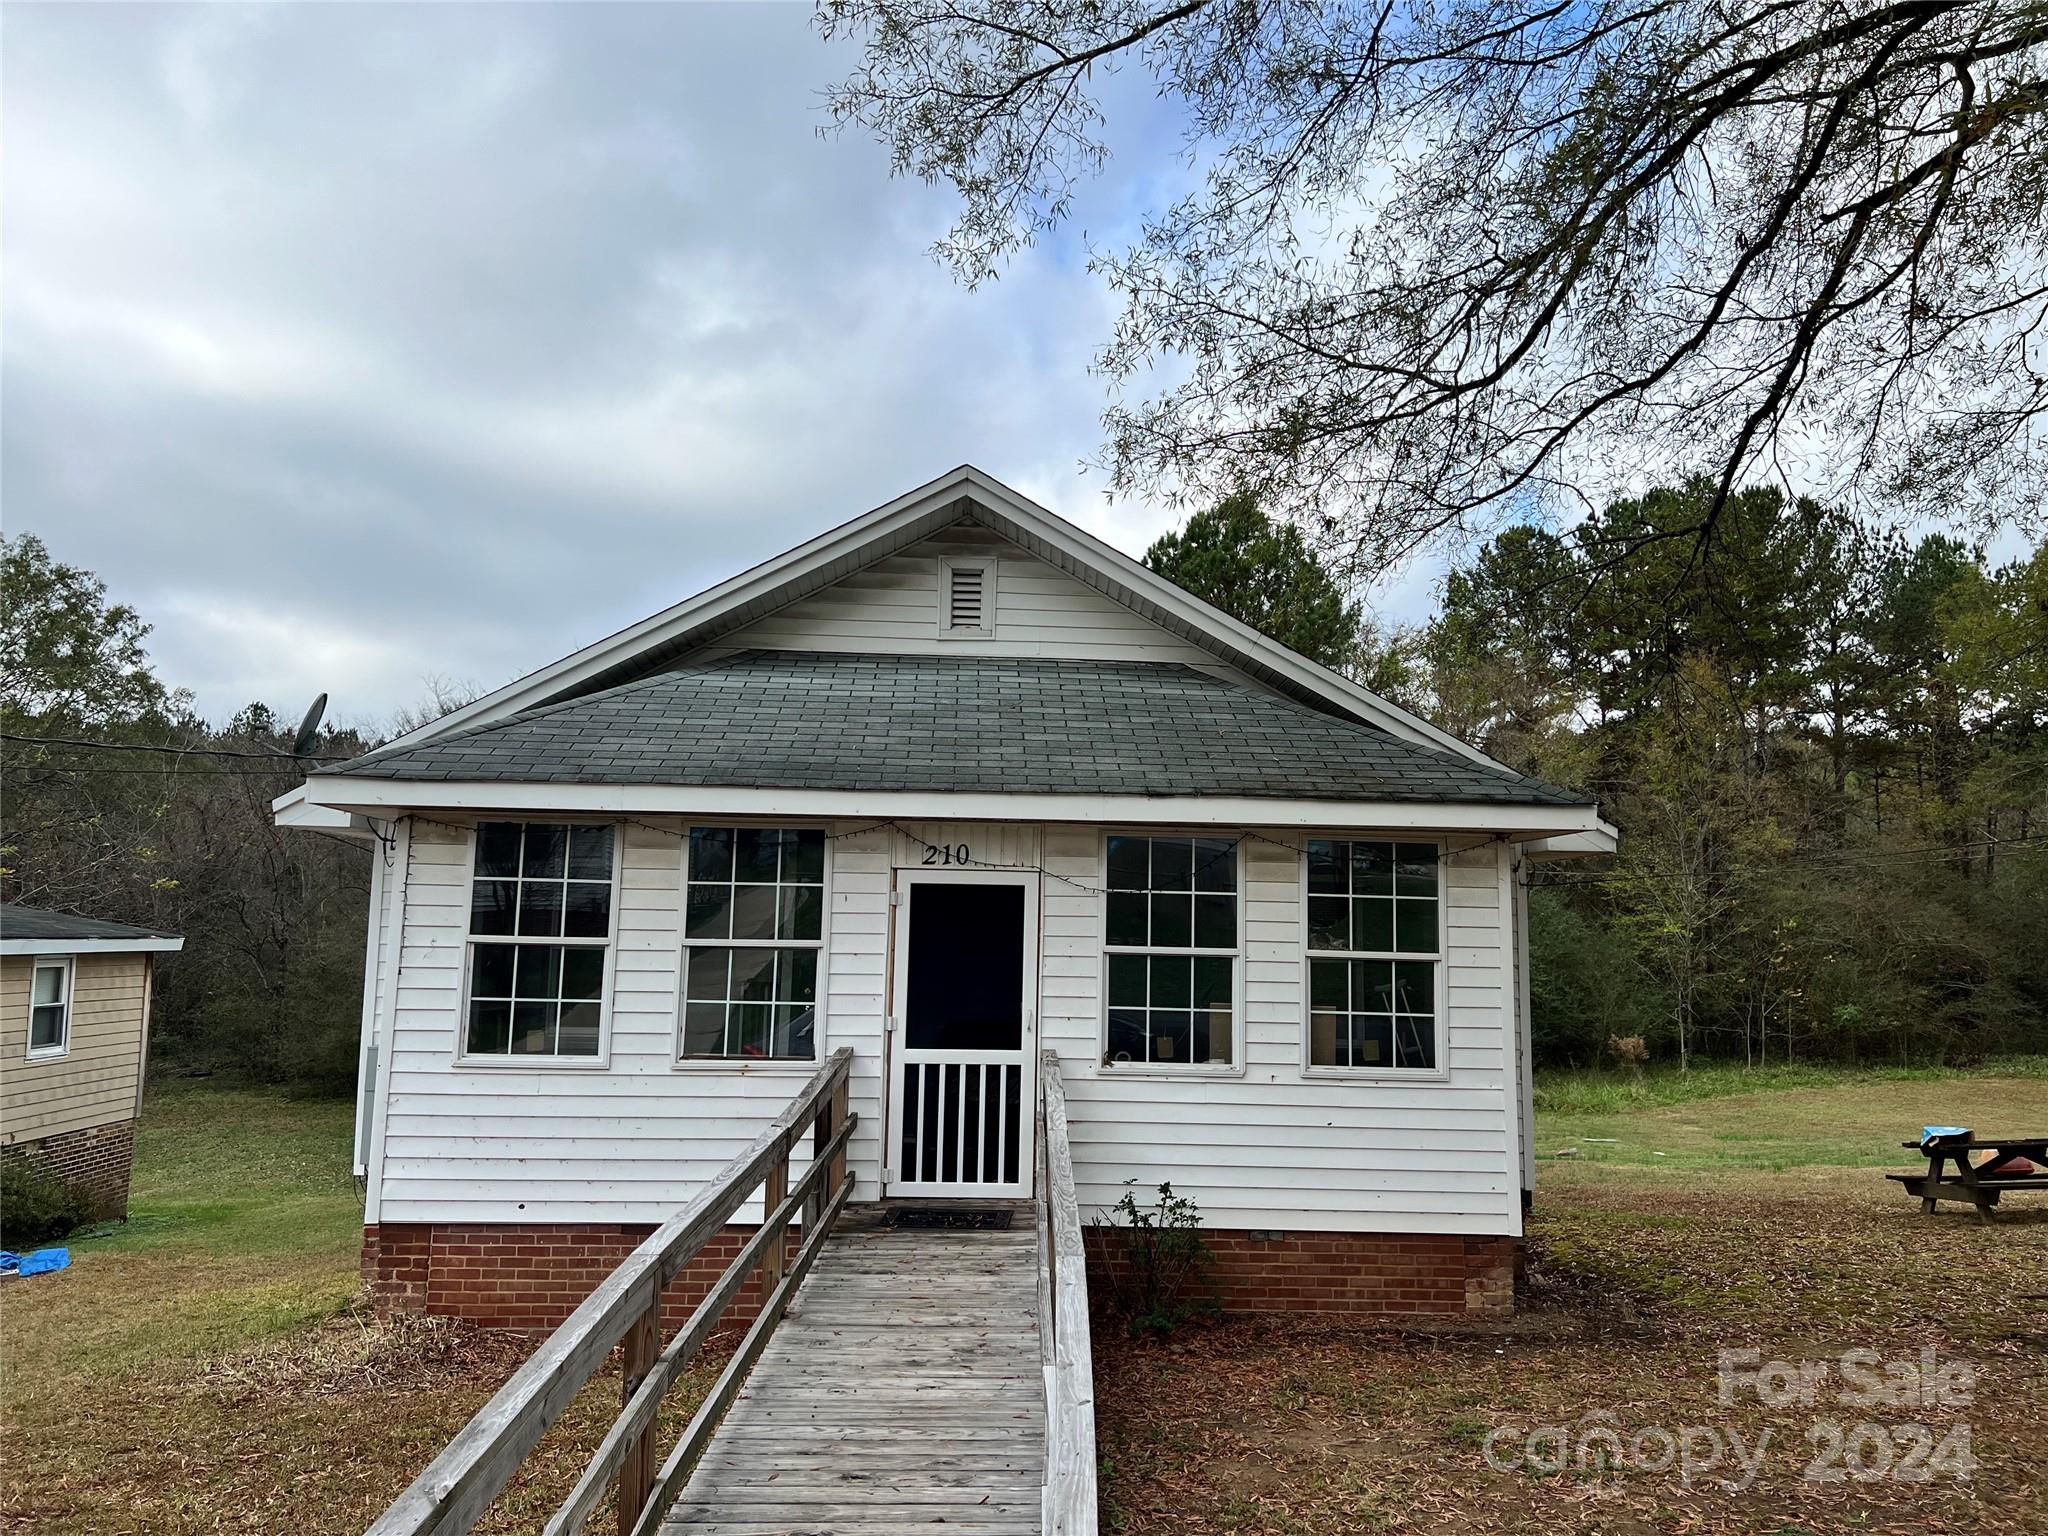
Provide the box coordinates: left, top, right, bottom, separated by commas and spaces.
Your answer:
0, 953, 149, 1144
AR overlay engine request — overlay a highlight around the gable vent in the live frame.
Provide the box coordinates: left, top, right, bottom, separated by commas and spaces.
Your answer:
940, 559, 993, 635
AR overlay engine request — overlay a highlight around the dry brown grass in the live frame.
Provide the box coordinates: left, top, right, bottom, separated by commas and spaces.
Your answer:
2, 1300, 727, 1535
1096, 1132, 2048, 1535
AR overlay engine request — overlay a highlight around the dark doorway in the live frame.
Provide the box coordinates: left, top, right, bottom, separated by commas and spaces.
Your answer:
904, 882, 1025, 1050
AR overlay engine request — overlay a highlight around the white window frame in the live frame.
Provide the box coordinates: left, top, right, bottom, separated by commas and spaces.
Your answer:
1298, 833, 1451, 1082
1096, 828, 1247, 1079
937, 556, 996, 638
454, 819, 623, 1070
26, 956, 73, 1060
674, 823, 832, 1072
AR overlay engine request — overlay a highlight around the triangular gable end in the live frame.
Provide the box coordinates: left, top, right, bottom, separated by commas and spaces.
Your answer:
358, 466, 1497, 769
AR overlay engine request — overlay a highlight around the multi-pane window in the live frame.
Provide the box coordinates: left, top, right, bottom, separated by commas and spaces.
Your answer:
1103, 834, 1237, 1068
464, 822, 615, 1059
682, 827, 825, 1060
28, 959, 71, 1057
1306, 839, 1441, 1071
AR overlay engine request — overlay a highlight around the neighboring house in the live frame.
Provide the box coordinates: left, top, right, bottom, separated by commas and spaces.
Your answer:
276, 465, 1613, 1326
0, 904, 184, 1218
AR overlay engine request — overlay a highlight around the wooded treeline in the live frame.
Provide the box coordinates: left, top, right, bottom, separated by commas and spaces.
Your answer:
2, 534, 380, 1092
1373, 485, 2048, 1068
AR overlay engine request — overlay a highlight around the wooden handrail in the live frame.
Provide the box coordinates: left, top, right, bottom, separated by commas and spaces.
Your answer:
363, 1046, 855, 1536
1035, 1049, 1099, 1536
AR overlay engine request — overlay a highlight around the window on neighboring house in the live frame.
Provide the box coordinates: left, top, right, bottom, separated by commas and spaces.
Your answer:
682, 826, 825, 1060
1103, 834, 1238, 1068
28, 958, 72, 1058
1305, 839, 1442, 1072
464, 821, 615, 1059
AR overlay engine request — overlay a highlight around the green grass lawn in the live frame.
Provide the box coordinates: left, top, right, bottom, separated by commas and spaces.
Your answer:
9, 1083, 363, 1384
1, 1081, 711, 1536
1533, 1057, 2048, 1171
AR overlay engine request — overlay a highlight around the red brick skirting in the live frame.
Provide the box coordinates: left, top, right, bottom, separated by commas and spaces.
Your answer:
362, 1218, 1515, 1328
1085, 1226, 1518, 1317
2, 1120, 136, 1221
362, 1222, 796, 1332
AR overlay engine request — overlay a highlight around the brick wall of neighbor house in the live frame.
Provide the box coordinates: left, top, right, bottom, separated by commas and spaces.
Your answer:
2, 1120, 138, 1220
1084, 1227, 1518, 1317
360, 1223, 800, 1332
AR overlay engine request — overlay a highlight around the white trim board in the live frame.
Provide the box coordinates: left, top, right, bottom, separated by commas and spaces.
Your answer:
298, 777, 1608, 838
340, 465, 1504, 771
1, 937, 185, 956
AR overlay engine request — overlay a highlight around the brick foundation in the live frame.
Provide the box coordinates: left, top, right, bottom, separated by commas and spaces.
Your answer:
363, 1216, 1515, 1329
2, 1119, 136, 1220
361, 1221, 797, 1332
1085, 1226, 1518, 1317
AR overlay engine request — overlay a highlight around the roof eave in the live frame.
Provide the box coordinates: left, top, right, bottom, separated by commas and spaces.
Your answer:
1, 936, 185, 955
299, 775, 1603, 836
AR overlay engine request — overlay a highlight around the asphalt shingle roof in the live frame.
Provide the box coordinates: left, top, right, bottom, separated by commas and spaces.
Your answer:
0, 904, 182, 943
319, 652, 1587, 807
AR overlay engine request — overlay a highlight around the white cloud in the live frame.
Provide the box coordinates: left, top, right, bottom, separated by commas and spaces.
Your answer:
2, 4, 1199, 722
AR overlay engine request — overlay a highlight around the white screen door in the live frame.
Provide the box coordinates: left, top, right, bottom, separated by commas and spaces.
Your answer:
886, 870, 1038, 1198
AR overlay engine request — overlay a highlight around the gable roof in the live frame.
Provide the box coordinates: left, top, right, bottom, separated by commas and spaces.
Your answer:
1, 903, 184, 956
318, 652, 1589, 807
365, 465, 1499, 770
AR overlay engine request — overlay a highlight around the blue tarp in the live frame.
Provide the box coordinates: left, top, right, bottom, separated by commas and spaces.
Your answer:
0, 1247, 71, 1277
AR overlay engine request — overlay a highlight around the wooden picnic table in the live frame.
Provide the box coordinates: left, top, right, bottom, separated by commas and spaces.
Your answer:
1887, 1133, 2048, 1221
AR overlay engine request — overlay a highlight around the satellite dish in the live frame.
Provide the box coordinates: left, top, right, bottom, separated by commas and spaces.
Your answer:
293, 693, 329, 757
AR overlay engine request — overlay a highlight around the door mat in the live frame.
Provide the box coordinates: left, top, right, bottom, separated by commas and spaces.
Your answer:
888, 1207, 1015, 1230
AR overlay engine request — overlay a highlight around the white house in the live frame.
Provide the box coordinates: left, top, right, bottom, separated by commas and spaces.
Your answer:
277, 466, 1612, 1324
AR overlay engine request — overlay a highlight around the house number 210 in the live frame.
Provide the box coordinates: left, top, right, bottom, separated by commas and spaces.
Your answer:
921, 843, 972, 866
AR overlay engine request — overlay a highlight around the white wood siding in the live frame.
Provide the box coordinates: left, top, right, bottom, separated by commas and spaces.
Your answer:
1041, 828, 1517, 1236
376, 819, 872, 1224
370, 818, 1520, 1237
710, 526, 1233, 669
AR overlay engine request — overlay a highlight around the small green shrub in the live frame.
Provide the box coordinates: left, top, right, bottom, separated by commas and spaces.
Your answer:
1103, 1180, 1217, 1337
0, 1157, 96, 1248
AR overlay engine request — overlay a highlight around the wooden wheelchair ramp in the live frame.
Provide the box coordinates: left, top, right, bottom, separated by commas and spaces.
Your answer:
359, 1048, 1094, 1536
660, 1211, 1044, 1535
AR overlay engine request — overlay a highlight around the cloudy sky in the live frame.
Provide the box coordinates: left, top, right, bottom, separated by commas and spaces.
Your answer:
10, 3, 1436, 728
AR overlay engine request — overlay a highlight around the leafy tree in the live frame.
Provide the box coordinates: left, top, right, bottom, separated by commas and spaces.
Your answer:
823, 1, 2048, 562
1, 533, 172, 727
1144, 491, 1360, 669
1416, 484, 2048, 1068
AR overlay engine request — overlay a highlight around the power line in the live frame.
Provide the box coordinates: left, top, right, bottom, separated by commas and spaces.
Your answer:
2, 731, 347, 763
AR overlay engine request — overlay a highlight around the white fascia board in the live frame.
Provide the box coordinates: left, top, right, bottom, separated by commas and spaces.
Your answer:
363, 470, 978, 756
2, 937, 185, 956
1521, 820, 1620, 859
271, 783, 378, 836
300, 776, 1605, 836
